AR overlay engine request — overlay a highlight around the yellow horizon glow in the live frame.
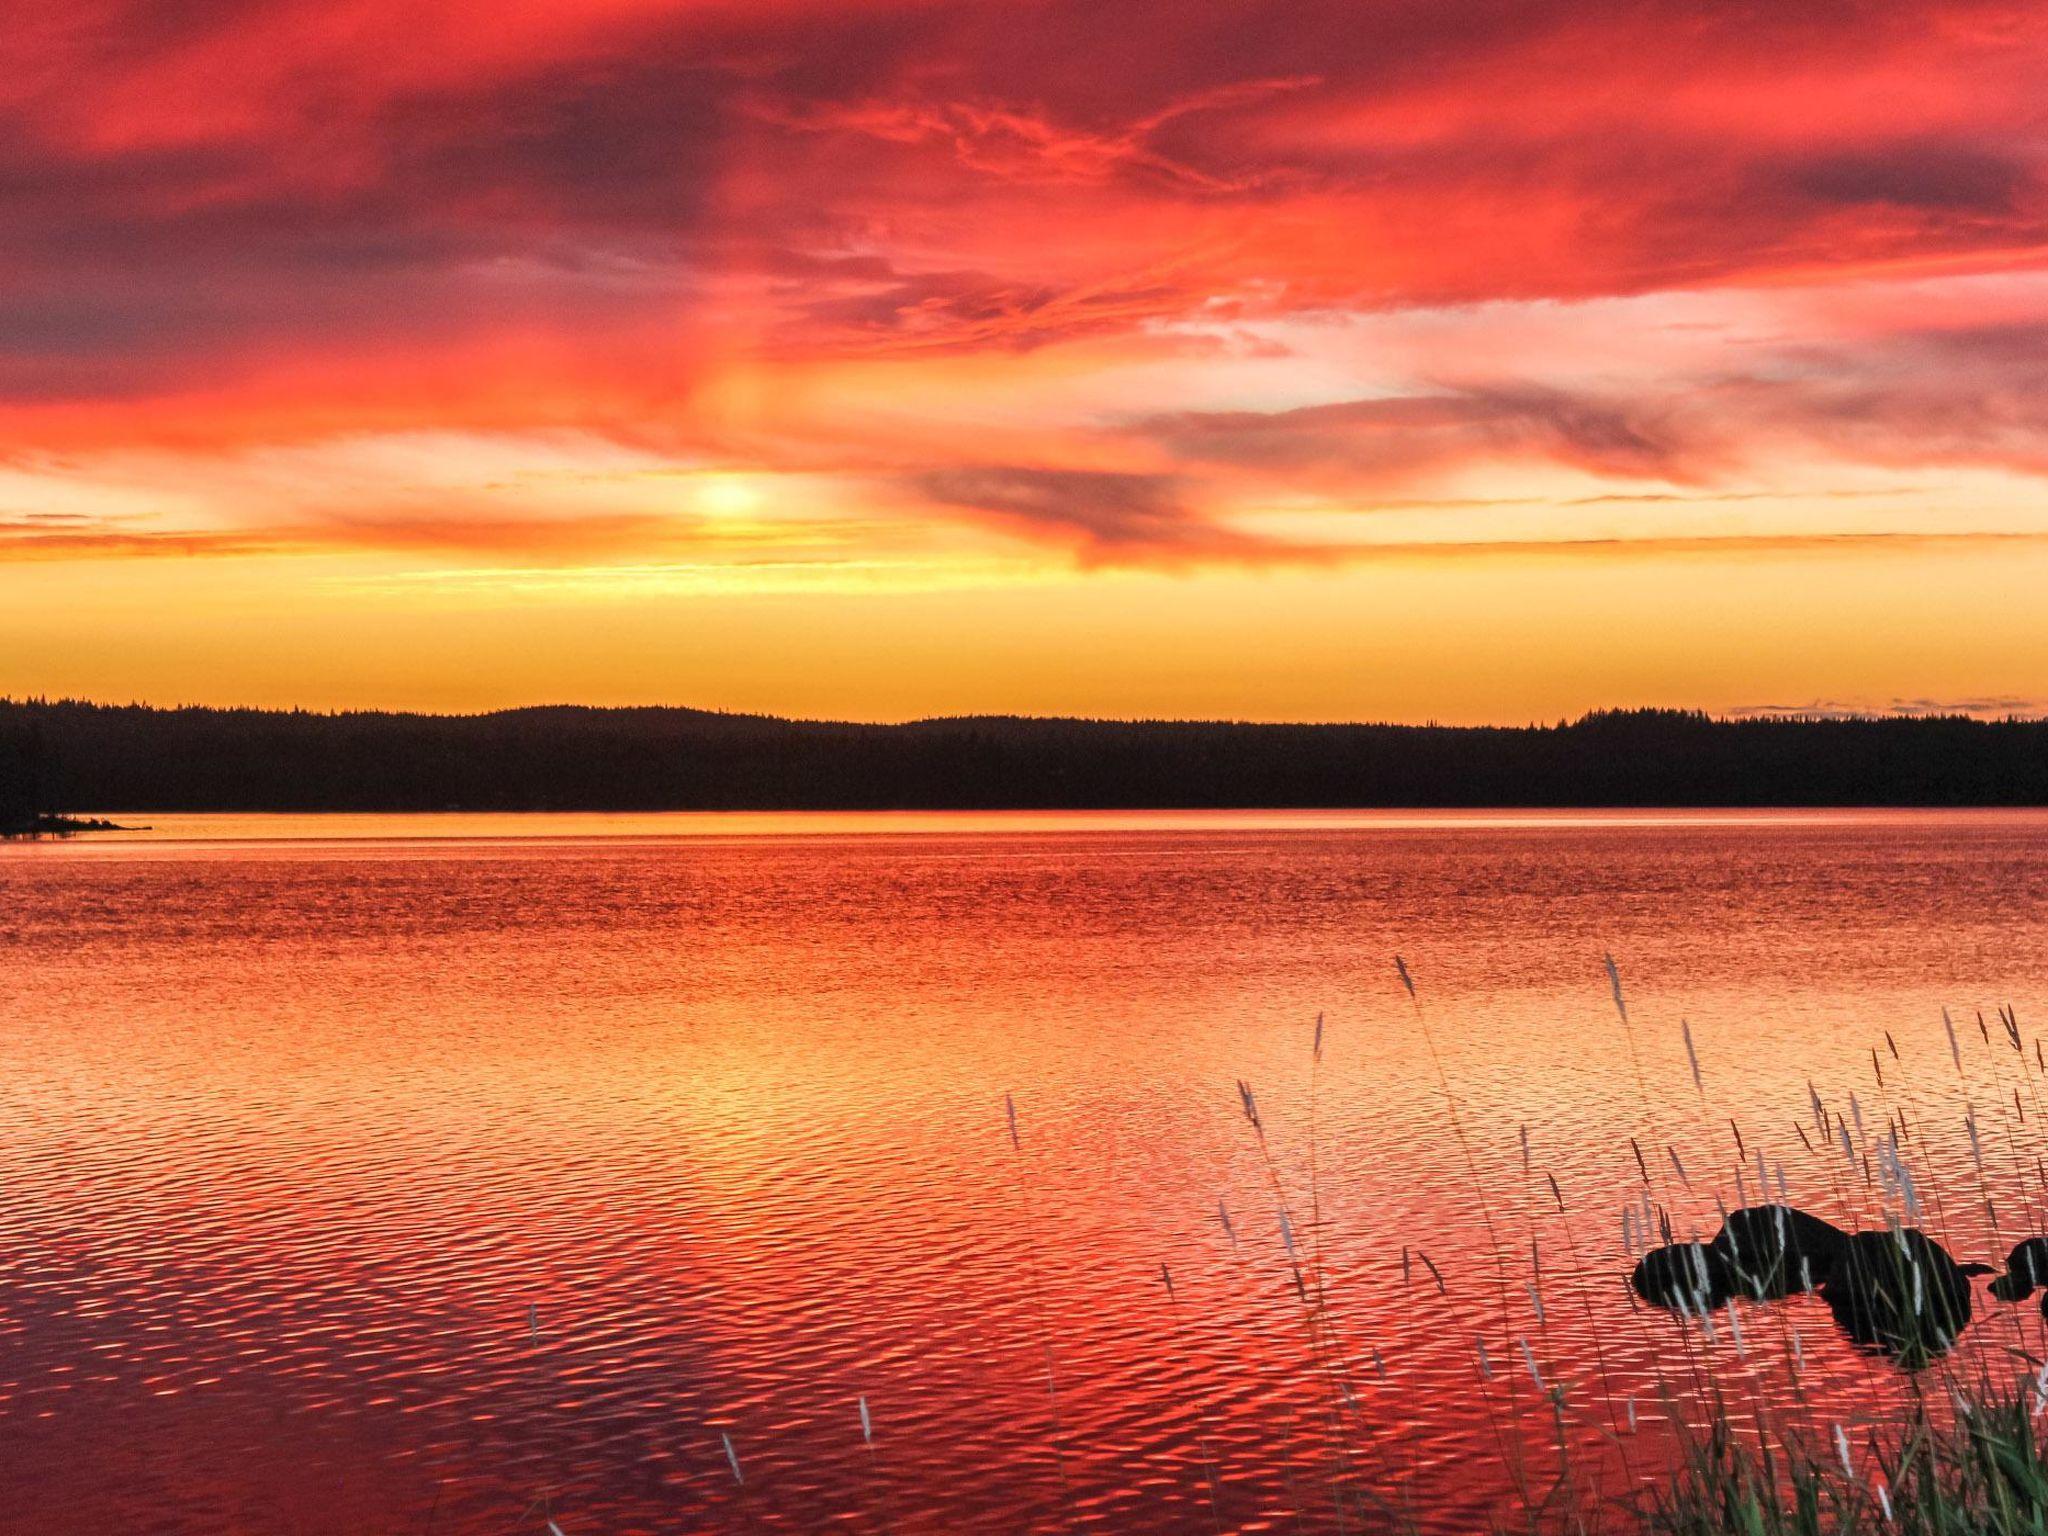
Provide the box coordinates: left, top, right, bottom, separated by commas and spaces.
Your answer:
11, 7, 2048, 721
9, 533, 2046, 723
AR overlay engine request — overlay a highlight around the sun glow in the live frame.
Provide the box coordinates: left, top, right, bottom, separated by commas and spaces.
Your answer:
4, 0, 2048, 717
690, 473, 767, 519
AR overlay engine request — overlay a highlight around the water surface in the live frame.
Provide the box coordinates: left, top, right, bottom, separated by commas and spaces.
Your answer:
3, 810, 2046, 1532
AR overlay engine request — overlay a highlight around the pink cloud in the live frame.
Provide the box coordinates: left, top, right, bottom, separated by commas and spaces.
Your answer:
3, 0, 2047, 567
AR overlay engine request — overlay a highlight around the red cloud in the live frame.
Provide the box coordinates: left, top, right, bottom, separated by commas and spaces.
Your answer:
3, 0, 2048, 565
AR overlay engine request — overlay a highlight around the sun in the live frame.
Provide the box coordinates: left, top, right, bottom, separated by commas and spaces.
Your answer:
693, 474, 764, 519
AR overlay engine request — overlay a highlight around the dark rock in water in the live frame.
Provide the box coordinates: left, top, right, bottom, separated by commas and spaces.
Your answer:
1632, 1207, 1850, 1313
1990, 1238, 2048, 1302
1631, 1242, 1735, 1311
1818, 1227, 1993, 1363
1711, 1205, 1848, 1299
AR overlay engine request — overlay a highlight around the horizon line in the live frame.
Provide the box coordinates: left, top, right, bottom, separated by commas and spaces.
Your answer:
6, 696, 2047, 731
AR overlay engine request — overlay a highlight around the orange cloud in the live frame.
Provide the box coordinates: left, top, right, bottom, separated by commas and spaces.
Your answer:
7, 0, 2048, 714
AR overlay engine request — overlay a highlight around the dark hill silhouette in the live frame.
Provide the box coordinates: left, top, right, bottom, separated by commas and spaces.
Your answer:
3, 699, 2048, 815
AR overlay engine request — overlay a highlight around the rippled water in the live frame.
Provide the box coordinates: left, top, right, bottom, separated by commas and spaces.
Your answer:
3, 810, 2047, 1533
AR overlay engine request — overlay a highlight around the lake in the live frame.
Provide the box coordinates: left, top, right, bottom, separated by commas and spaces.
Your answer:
3, 810, 2046, 1532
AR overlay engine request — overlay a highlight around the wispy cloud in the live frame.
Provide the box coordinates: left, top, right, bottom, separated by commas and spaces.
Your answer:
2, 0, 2048, 582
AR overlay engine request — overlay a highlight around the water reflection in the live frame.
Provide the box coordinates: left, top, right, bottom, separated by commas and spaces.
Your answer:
1817, 1229, 1993, 1364
2, 811, 2047, 1531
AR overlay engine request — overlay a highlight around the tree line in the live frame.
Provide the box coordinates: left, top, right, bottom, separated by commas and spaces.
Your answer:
4, 698, 2048, 818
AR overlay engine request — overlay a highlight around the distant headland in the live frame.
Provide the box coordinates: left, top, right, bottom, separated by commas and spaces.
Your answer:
4, 698, 2048, 814
0, 813, 138, 839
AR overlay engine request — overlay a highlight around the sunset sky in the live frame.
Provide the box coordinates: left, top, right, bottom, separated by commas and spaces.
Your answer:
5, 0, 2048, 721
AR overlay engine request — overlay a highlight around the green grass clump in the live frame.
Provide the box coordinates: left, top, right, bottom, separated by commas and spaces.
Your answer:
1646, 1386, 2048, 1535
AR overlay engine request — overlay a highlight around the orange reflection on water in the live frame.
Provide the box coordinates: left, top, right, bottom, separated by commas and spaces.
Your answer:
1, 811, 2045, 1531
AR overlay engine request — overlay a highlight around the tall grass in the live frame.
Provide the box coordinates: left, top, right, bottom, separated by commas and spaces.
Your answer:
688, 969, 2048, 1534
1648, 1385, 2048, 1534
1214, 966, 2048, 1534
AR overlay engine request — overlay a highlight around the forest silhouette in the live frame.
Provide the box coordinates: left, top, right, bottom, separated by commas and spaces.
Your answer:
4, 699, 2048, 821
